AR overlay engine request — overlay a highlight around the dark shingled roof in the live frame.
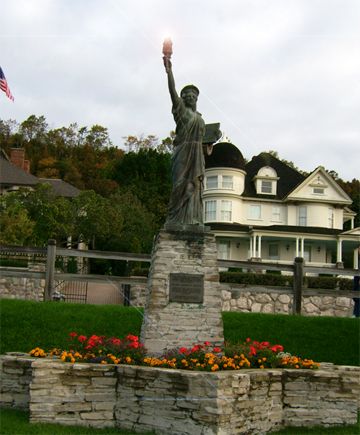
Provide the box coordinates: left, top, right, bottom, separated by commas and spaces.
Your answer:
0, 155, 39, 187
205, 142, 246, 170
38, 178, 81, 198
243, 152, 305, 199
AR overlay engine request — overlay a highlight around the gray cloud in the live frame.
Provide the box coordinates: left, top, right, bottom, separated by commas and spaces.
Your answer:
1, 0, 359, 180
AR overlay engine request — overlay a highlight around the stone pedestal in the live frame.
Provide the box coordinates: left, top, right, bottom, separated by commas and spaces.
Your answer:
140, 226, 224, 355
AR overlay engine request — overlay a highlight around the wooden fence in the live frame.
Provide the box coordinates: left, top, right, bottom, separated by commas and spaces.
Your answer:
1, 240, 359, 314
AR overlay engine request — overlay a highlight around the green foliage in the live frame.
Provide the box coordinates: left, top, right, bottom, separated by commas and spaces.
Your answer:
220, 271, 292, 286
0, 197, 34, 245
112, 148, 171, 227
220, 271, 354, 290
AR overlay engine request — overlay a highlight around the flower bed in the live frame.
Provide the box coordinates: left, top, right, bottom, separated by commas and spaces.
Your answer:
29, 332, 319, 371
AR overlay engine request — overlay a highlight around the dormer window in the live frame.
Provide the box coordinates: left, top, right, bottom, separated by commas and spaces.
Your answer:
254, 166, 279, 195
261, 180, 272, 193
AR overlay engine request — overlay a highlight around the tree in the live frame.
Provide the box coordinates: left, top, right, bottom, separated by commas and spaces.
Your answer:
0, 196, 34, 245
112, 148, 171, 227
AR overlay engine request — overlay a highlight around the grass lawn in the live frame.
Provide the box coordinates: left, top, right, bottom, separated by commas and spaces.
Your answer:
0, 299, 359, 434
0, 299, 359, 365
0, 409, 359, 435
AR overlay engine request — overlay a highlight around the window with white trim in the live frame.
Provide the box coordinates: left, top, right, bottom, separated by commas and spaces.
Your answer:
220, 200, 232, 221
218, 240, 230, 260
298, 206, 307, 226
248, 204, 261, 220
261, 180, 272, 193
313, 187, 324, 194
222, 175, 233, 189
205, 200, 216, 221
272, 206, 281, 222
206, 176, 218, 189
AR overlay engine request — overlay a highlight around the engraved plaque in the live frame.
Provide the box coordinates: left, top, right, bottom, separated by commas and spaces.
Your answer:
169, 273, 204, 303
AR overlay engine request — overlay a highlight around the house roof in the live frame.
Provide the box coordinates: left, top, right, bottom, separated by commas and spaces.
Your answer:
38, 178, 81, 198
0, 155, 39, 187
209, 222, 343, 236
243, 153, 305, 199
205, 142, 246, 170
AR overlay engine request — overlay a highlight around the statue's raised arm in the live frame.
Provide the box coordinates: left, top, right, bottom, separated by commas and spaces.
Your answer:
162, 39, 206, 227
163, 39, 179, 106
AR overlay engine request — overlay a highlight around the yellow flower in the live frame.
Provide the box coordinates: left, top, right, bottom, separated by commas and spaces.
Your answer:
211, 364, 219, 371
125, 356, 132, 364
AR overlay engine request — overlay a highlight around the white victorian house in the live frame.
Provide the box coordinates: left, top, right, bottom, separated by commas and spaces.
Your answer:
203, 142, 360, 269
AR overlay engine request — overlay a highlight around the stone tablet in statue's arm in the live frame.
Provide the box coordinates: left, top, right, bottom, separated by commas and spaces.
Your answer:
202, 122, 222, 156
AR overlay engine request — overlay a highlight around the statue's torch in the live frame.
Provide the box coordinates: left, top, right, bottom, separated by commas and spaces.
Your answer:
162, 38, 173, 73
162, 38, 173, 60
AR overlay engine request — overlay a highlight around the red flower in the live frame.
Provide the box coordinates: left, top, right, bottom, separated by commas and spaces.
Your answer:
179, 347, 188, 354
204, 341, 211, 346
126, 334, 139, 342
129, 341, 139, 349
270, 345, 284, 353
78, 335, 87, 343
261, 341, 270, 347
69, 332, 77, 338
213, 347, 221, 353
246, 337, 251, 343
249, 345, 257, 356
191, 345, 201, 352
110, 338, 122, 346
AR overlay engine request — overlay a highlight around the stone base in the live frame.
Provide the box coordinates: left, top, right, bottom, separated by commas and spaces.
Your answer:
140, 228, 224, 355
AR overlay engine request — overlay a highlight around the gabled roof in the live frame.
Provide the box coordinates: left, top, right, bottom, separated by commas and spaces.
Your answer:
0, 155, 39, 187
285, 166, 352, 204
38, 178, 81, 198
243, 153, 305, 199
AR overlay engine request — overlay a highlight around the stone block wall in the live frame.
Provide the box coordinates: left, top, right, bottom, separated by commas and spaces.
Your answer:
131, 284, 355, 317
29, 360, 117, 428
0, 265, 45, 301
1, 356, 359, 434
0, 354, 33, 409
221, 286, 355, 317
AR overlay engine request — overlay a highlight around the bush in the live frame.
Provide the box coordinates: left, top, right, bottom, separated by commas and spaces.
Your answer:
220, 272, 291, 287
220, 271, 354, 290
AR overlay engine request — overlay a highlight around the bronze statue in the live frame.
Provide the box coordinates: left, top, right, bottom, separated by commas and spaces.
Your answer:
163, 39, 206, 226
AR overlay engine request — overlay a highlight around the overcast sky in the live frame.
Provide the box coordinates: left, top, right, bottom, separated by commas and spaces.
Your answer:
1, 0, 359, 180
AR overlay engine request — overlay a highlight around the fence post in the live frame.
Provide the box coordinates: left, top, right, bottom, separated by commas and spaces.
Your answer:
44, 239, 56, 301
293, 257, 304, 314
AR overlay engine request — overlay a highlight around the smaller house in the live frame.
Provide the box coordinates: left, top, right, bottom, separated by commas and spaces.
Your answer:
0, 148, 80, 198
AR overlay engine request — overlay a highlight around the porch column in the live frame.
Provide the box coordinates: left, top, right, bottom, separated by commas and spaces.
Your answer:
354, 248, 359, 270
336, 239, 343, 264
295, 237, 299, 257
300, 238, 305, 258
258, 236, 262, 258
249, 237, 253, 259
252, 234, 257, 258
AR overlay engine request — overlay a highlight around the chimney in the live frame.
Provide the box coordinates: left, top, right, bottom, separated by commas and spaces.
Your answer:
10, 148, 25, 170
23, 160, 31, 173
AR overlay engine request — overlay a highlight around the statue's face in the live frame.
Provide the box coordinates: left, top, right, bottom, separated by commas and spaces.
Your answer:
181, 89, 198, 110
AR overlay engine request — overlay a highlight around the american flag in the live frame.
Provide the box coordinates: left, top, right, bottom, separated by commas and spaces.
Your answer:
0, 66, 14, 101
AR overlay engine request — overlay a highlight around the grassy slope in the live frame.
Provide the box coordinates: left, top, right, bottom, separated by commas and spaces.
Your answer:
0, 299, 359, 365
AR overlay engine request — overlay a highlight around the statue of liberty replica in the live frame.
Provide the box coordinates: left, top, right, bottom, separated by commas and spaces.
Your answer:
140, 39, 224, 355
